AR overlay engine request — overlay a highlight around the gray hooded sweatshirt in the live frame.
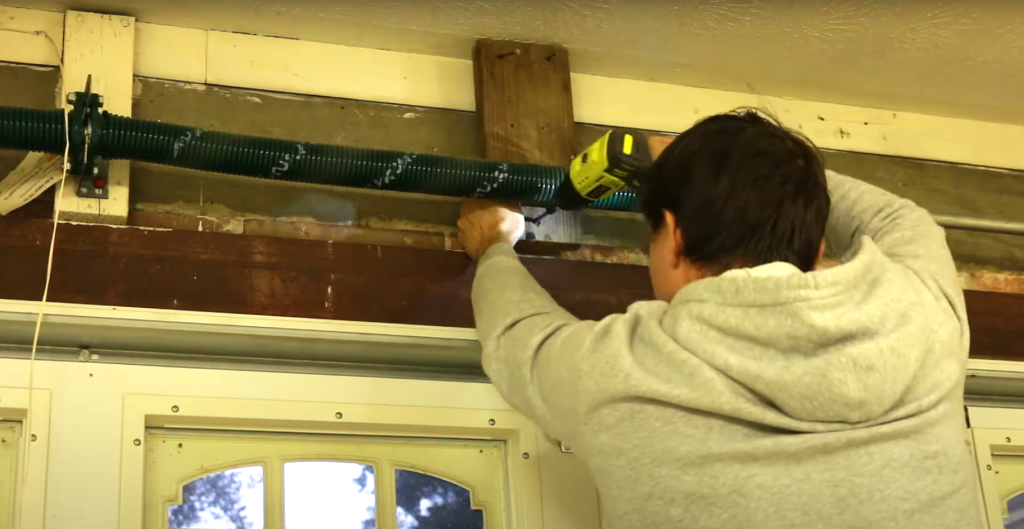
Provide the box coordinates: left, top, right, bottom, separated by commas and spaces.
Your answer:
473, 172, 984, 529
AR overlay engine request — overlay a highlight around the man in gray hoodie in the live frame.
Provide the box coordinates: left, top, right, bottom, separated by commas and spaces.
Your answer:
457, 111, 984, 528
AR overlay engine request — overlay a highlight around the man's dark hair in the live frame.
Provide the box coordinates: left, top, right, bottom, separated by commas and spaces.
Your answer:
640, 110, 830, 273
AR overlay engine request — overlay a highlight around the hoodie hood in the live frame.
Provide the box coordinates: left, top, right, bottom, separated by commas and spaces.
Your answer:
661, 237, 966, 427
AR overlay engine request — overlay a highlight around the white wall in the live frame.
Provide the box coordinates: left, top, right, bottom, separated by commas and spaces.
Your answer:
0, 357, 601, 529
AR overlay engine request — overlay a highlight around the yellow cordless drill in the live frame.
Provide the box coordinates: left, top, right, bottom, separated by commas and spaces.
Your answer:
527, 130, 653, 224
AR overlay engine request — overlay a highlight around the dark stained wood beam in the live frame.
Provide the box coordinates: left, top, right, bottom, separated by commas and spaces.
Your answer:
0, 218, 1020, 361
962, 290, 1024, 361
0, 217, 651, 327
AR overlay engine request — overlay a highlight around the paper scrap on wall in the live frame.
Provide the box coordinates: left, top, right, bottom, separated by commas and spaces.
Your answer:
0, 152, 64, 215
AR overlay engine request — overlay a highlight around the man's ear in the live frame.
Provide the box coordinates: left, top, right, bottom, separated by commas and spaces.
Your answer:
663, 209, 685, 265
647, 135, 675, 160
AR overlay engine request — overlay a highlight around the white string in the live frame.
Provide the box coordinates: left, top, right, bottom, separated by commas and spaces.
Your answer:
0, 27, 67, 485
20, 115, 69, 484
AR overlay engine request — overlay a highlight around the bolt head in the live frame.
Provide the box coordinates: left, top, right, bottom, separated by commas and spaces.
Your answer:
171, 405, 179, 413
31, 434, 37, 442
133, 439, 141, 446
488, 419, 496, 426
335, 412, 343, 419
522, 452, 530, 460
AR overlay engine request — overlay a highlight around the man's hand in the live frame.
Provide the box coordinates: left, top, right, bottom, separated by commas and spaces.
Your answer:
457, 199, 525, 260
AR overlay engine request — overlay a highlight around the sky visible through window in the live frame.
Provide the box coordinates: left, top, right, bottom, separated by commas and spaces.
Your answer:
284, 461, 376, 528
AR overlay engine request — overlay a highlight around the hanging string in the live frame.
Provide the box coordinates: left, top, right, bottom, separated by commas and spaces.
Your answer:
0, 27, 67, 485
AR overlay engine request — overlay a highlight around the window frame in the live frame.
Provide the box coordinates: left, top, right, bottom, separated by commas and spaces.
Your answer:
121, 394, 543, 529
968, 406, 1024, 529
0, 387, 51, 529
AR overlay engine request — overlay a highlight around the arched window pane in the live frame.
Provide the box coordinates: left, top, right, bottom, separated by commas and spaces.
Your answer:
395, 469, 483, 529
168, 466, 264, 529
284, 461, 376, 529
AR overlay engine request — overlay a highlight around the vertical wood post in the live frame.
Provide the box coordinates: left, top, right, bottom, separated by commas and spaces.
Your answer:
58, 11, 134, 225
474, 39, 581, 242
474, 39, 575, 166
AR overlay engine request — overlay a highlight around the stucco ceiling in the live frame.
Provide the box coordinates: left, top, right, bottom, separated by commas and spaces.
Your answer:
10, 0, 1024, 125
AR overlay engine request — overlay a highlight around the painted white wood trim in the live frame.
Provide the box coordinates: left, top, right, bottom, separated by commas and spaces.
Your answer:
569, 73, 1024, 170
0, 298, 477, 342
56, 11, 134, 225
0, 387, 51, 529
969, 360, 1024, 377
0, 7, 63, 67
3, 8, 1024, 171
134, 22, 206, 83
969, 407, 1024, 430
0, 298, 482, 378
206, 31, 476, 111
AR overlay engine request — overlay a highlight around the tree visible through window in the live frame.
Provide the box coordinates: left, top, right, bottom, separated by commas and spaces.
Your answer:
168, 466, 264, 529
392, 469, 482, 529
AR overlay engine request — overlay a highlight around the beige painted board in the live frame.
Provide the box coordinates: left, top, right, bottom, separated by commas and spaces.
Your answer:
0, 6, 63, 66
206, 31, 477, 111
203, 29, 1024, 172
57, 10, 135, 225
134, 22, 206, 83
571, 73, 1024, 171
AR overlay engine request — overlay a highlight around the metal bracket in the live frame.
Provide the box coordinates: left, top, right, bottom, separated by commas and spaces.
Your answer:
76, 160, 110, 199
558, 441, 574, 454
66, 75, 109, 200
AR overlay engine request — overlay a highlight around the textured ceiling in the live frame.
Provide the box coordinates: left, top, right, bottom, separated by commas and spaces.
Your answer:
9, 0, 1024, 125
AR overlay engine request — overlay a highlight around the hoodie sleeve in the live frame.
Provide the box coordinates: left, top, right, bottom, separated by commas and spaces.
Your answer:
471, 242, 604, 443
824, 171, 965, 319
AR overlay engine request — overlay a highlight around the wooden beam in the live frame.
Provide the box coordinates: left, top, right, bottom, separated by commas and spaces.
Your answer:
474, 39, 575, 167
961, 290, 1024, 361
57, 10, 134, 225
474, 38, 580, 241
0, 217, 650, 327
0, 218, 1020, 359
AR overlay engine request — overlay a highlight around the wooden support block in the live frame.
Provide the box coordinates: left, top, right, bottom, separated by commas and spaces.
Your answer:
474, 39, 581, 242
474, 39, 575, 166
56, 10, 134, 225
